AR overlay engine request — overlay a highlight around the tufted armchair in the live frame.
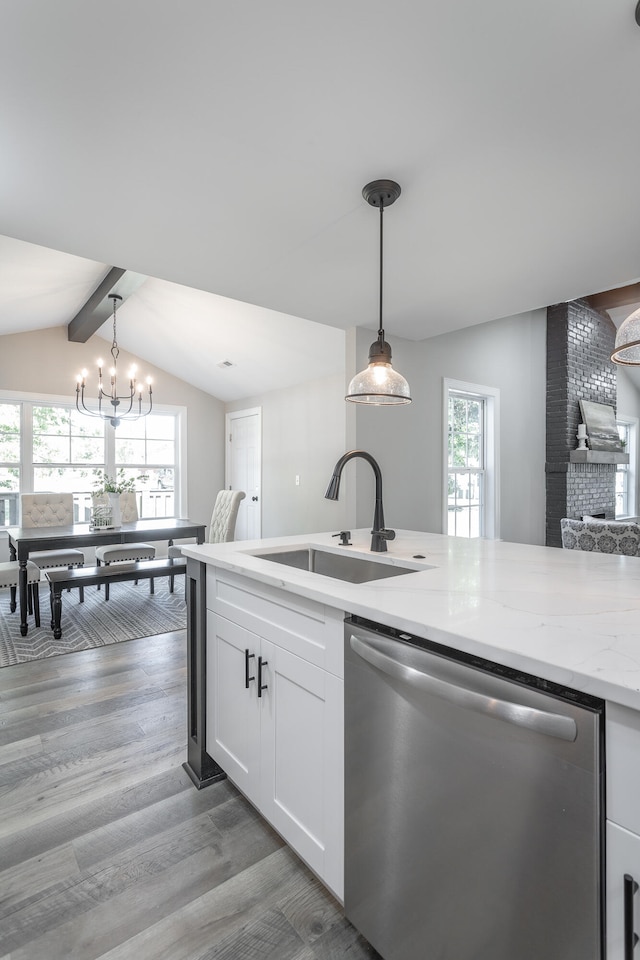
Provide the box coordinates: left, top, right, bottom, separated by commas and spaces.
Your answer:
20, 494, 85, 601
167, 490, 246, 591
560, 518, 640, 557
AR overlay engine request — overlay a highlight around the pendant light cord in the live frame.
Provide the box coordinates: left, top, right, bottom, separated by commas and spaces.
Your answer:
378, 200, 384, 342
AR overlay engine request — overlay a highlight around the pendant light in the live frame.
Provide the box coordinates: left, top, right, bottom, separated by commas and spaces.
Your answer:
345, 179, 411, 405
611, 305, 640, 365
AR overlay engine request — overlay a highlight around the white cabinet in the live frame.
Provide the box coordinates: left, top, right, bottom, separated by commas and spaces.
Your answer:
607, 702, 640, 959
607, 822, 640, 959
205, 568, 344, 900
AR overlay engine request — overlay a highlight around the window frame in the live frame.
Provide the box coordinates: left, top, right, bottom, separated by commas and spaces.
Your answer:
0, 388, 188, 524
616, 415, 638, 519
442, 378, 500, 540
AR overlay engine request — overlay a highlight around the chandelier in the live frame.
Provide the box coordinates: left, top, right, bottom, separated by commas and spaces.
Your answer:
75, 294, 153, 428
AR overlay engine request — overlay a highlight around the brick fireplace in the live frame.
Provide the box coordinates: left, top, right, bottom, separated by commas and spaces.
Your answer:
546, 299, 619, 547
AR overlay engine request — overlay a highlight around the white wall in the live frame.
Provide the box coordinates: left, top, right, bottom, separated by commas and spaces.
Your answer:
226, 374, 347, 538
0, 326, 226, 528
347, 309, 547, 545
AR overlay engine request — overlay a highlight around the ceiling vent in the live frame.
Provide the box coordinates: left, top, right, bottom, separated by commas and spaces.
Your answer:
217, 360, 234, 369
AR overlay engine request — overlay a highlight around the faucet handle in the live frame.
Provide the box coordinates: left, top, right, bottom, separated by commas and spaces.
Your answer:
332, 530, 352, 546
377, 528, 396, 542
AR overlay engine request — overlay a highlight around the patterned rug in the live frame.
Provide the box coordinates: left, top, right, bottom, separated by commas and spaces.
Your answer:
0, 580, 186, 666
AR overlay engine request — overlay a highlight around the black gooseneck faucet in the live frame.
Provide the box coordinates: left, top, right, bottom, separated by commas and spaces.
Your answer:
324, 449, 396, 552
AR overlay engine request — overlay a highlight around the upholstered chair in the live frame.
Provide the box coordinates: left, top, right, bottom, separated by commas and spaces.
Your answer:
20, 493, 85, 601
94, 492, 156, 600
0, 560, 42, 626
167, 490, 246, 591
560, 518, 640, 557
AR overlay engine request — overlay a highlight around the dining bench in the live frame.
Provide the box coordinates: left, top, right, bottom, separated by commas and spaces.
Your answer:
45, 558, 187, 639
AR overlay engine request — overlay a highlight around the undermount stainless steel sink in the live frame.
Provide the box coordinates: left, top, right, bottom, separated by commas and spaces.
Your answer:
250, 547, 427, 584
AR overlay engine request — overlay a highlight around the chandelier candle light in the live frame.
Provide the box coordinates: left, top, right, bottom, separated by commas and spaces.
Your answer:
75, 294, 153, 428
345, 179, 411, 405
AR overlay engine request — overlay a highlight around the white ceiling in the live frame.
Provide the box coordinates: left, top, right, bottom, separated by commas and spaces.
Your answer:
2, 0, 640, 399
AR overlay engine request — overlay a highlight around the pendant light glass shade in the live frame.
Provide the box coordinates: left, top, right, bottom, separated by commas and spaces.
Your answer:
346, 334, 411, 404
611, 307, 640, 365
345, 179, 412, 405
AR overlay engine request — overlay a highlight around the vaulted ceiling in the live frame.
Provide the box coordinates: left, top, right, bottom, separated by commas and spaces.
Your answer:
1, 1, 640, 400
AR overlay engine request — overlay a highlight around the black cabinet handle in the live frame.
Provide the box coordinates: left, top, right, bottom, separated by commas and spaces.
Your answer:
244, 648, 255, 688
258, 656, 268, 698
252, 495, 259, 501
625, 873, 639, 960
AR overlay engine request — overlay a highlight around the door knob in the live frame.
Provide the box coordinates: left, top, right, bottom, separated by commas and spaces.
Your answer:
252, 496, 259, 501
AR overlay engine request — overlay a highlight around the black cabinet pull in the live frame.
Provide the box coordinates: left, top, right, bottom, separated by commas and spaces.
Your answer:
258, 656, 268, 698
244, 649, 255, 688
625, 873, 639, 960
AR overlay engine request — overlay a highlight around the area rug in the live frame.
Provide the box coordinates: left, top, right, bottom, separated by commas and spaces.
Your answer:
0, 580, 186, 666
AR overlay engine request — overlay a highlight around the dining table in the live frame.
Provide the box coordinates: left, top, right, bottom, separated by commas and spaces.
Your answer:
7, 517, 206, 635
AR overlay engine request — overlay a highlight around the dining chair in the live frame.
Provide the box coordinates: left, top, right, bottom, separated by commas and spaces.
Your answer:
167, 489, 246, 591
20, 493, 86, 601
0, 560, 42, 627
94, 492, 156, 600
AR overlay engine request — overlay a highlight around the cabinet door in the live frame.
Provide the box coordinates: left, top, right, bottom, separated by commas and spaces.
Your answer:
260, 641, 344, 900
607, 821, 640, 959
206, 612, 261, 800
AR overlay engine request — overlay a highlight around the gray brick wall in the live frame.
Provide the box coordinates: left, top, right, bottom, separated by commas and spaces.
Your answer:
546, 300, 618, 546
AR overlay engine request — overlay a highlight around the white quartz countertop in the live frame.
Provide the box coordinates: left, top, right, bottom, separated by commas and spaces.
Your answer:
182, 529, 640, 710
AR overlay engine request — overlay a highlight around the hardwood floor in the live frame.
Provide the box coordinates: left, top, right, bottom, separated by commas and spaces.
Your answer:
0, 632, 380, 960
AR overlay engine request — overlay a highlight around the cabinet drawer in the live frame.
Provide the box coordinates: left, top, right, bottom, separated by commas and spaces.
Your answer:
206, 567, 344, 677
607, 702, 640, 835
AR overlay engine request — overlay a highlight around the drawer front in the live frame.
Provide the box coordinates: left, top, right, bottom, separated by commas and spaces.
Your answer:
206, 567, 344, 677
607, 702, 640, 835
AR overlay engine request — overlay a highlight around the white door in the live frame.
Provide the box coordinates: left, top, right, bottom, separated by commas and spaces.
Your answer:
226, 408, 261, 540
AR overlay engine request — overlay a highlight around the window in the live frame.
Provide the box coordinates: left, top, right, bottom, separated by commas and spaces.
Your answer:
0, 402, 21, 526
32, 406, 105, 522
443, 379, 499, 539
0, 393, 184, 527
616, 417, 638, 519
115, 414, 176, 518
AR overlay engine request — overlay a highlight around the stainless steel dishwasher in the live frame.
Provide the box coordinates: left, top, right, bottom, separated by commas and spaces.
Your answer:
344, 616, 604, 960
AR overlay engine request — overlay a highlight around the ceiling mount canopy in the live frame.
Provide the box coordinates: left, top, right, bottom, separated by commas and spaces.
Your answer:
345, 179, 412, 405
75, 294, 153, 428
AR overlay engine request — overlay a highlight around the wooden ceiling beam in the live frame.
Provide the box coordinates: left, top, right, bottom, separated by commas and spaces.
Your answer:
67, 267, 147, 342
586, 282, 640, 314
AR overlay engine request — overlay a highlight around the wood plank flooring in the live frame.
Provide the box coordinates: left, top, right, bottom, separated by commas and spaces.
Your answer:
0, 632, 380, 960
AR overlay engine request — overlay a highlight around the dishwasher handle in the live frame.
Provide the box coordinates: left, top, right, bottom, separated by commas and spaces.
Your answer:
350, 634, 578, 742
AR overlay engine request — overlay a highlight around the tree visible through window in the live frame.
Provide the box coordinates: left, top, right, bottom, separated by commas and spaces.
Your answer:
0, 396, 181, 527
447, 391, 485, 537
0, 402, 20, 525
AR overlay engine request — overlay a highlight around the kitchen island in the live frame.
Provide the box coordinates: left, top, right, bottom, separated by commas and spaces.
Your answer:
182, 528, 640, 960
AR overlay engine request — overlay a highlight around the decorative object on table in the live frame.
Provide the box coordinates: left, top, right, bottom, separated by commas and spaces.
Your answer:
91, 469, 149, 529
75, 293, 153, 427
576, 422, 588, 450
578, 400, 623, 452
92, 472, 156, 598
345, 179, 412, 405
0, 578, 186, 667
